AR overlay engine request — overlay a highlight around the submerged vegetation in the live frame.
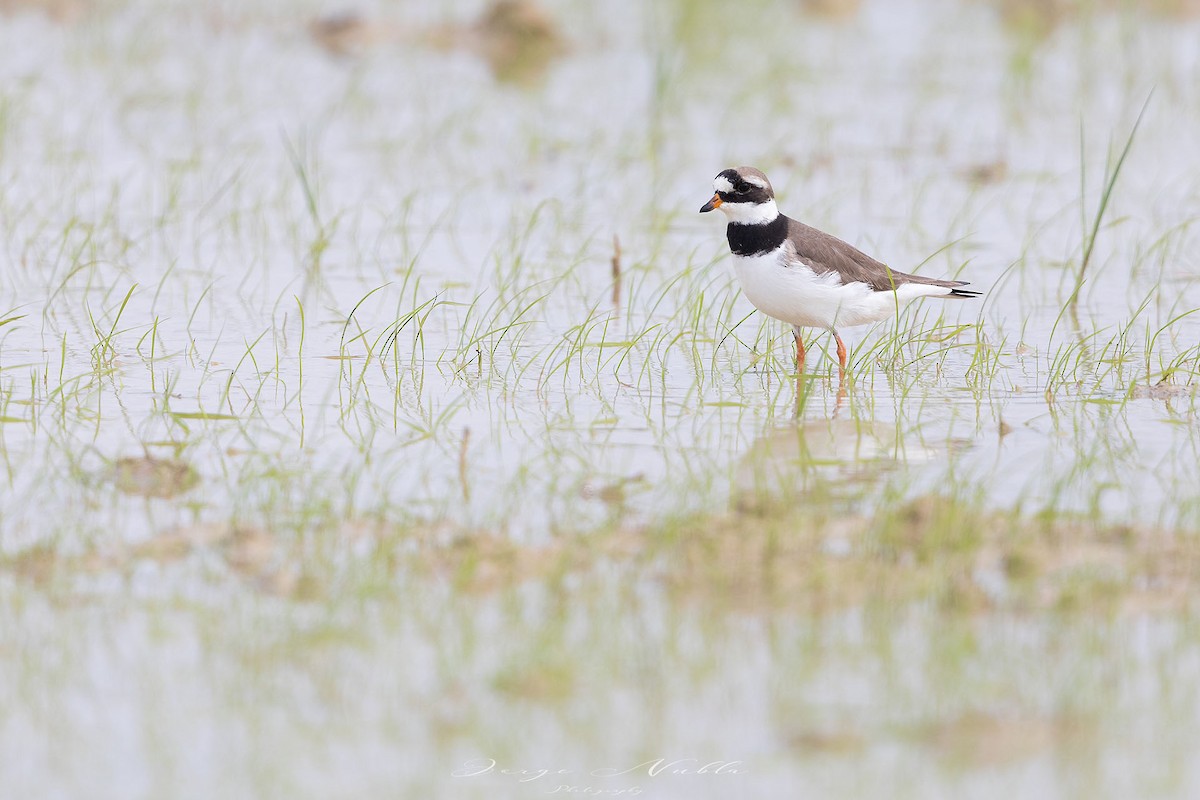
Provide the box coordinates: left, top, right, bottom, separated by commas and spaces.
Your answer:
2, 0, 1200, 797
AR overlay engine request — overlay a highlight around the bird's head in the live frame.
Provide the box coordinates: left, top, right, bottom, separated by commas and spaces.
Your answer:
699, 166, 778, 224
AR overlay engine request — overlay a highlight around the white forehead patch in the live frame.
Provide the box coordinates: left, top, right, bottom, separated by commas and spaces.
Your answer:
718, 198, 779, 225
713, 175, 735, 193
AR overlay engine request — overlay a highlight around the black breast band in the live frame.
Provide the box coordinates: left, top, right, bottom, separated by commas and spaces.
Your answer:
727, 216, 788, 256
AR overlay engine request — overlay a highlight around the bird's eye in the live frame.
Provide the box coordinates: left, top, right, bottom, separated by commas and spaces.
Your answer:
735, 183, 751, 194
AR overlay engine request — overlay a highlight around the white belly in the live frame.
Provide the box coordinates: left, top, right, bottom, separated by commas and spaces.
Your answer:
731, 251, 948, 331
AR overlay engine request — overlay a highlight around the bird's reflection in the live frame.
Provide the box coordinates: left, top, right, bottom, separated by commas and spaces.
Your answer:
793, 370, 849, 419
733, 414, 942, 514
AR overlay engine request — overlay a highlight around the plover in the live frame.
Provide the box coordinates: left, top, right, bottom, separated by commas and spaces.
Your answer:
701, 166, 978, 379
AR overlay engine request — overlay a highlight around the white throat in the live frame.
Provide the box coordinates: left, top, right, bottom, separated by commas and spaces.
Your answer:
719, 199, 779, 226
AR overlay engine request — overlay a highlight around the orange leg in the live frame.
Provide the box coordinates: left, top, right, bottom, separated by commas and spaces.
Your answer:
793, 328, 806, 373
834, 331, 848, 386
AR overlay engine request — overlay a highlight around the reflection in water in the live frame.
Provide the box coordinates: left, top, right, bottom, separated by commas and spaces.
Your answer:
308, 1, 566, 83
309, 11, 392, 58
990, 0, 1070, 39
797, 0, 863, 19
733, 416, 944, 513
109, 455, 199, 499
0, 0, 83, 23
428, 0, 566, 85
793, 368, 848, 419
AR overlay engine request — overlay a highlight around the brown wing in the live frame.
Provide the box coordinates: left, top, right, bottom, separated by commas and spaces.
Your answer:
784, 218, 969, 293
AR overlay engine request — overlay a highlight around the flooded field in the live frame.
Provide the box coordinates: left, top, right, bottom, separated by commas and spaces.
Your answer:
2, 0, 1200, 796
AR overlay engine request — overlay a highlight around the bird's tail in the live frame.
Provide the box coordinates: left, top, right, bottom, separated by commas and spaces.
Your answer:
946, 283, 980, 299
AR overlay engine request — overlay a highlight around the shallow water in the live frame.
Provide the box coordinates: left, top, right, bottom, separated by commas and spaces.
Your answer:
3, 0, 1200, 797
